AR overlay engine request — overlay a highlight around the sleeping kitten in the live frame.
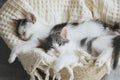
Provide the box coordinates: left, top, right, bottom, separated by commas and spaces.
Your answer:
49, 27, 91, 80
9, 12, 53, 63
44, 20, 109, 54
45, 20, 113, 79
44, 21, 120, 79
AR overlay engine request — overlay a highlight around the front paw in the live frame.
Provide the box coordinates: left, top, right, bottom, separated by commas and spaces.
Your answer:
53, 60, 64, 74
8, 46, 24, 63
8, 49, 19, 63
95, 57, 106, 67
8, 52, 17, 63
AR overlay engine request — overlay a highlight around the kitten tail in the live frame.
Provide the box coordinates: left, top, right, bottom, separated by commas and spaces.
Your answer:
113, 36, 120, 69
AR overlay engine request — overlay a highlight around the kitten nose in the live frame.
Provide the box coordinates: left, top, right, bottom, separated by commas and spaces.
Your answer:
55, 49, 60, 53
54, 47, 61, 53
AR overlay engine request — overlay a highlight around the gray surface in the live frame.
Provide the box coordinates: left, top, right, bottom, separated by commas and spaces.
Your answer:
102, 66, 120, 80
0, 0, 6, 8
0, 37, 30, 80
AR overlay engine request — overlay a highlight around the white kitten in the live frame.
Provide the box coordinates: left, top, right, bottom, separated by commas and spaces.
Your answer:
51, 21, 108, 79
51, 21, 119, 79
52, 28, 91, 80
9, 13, 52, 63
45, 20, 109, 71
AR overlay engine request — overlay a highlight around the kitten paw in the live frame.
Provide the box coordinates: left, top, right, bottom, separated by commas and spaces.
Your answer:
8, 53, 17, 63
95, 54, 108, 67
95, 59, 105, 67
8, 47, 20, 63
95, 61, 103, 67
106, 68, 112, 74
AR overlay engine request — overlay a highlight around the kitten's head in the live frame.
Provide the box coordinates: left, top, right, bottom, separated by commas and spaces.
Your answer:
39, 27, 69, 53
13, 13, 36, 41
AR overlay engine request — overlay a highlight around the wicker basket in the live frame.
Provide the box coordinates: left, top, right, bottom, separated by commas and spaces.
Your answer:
0, 0, 120, 80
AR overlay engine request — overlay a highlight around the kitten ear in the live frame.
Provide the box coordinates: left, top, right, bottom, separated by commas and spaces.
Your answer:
26, 12, 36, 24
60, 27, 68, 40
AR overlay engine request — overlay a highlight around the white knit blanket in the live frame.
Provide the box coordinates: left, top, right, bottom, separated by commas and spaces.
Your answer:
0, 0, 120, 80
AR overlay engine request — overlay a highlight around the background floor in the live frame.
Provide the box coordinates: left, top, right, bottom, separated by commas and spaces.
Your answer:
0, 37, 30, 80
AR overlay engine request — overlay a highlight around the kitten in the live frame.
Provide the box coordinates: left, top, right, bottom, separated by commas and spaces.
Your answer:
46, 21, 120, 79
51, 27, 91, 80
44, 20, 109, 55
46, 20, 112, 79
9, 12, 52, 63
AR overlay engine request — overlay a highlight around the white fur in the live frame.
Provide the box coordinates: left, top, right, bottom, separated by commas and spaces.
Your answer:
53, 20, 108, 72
52, 20, 109, 80
53, 41, 79, 80
53, 40, 92, 80
66, 21, 106, 42
9, 20, 107, 63
92, 34, 118, 73
9, 16, 53, 63
53, 41, 79, 73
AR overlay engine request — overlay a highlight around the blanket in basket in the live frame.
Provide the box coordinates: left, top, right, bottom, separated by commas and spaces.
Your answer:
0, 0, 120, 80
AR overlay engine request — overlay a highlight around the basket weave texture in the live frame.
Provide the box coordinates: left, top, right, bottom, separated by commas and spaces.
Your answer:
0, 0, 120, 80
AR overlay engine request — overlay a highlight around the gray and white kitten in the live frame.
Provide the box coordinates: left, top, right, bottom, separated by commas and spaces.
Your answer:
46, 20, 108, 53
46, 21, 120, 75
9, 12, 52, 63
45, 20, 113, 73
